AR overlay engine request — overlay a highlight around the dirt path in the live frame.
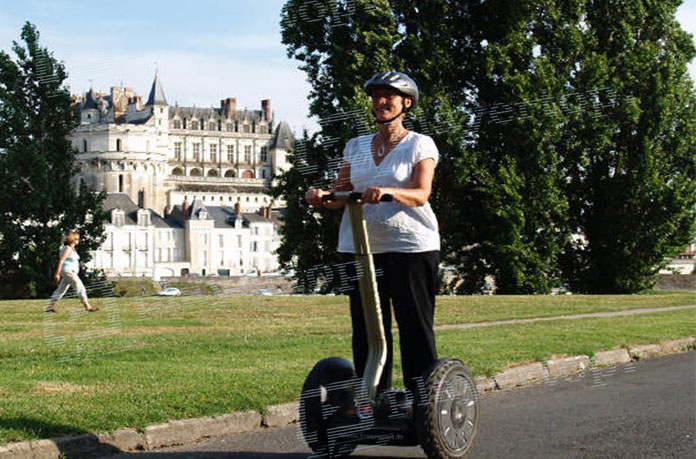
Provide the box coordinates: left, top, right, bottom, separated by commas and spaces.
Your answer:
435, 304, 696, 331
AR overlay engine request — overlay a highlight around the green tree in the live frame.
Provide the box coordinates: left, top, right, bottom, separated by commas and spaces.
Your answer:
559, 0, 696, 293
0, 22, 106, 299
276, 0, 696, 294
274, 0, 398, 291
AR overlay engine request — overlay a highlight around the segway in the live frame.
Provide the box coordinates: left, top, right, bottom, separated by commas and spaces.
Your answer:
299, 191, 479, 458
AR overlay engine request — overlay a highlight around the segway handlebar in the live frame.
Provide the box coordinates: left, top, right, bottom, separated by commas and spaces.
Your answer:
321, 191, 394, 203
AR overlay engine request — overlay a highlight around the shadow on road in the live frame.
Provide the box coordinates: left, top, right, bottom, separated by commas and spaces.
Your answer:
105, 452, 418, 459
102, 453, 310, 459
0, 417, 123, 458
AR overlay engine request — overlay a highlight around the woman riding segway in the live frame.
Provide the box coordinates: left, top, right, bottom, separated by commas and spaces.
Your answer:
303, 71, 479, 458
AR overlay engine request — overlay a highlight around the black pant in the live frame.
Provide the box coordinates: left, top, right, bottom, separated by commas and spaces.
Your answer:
341, 251, 439, 394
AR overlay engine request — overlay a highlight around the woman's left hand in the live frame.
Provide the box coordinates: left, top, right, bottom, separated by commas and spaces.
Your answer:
361, 187, 393, 204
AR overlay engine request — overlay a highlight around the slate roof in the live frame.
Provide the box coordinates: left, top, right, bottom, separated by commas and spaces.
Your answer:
169, 105, 265, 122
102, 193, 177, 228
271, 121, 294, 151
83, 88, 98, 109
146, 74, 167, 106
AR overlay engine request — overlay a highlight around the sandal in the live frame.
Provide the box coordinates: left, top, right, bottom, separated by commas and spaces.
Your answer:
45, 308, 56, 313
86, 307, 99, 312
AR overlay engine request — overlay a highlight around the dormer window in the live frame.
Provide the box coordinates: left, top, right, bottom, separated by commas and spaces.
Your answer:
111, 209, 125, 227
137, 209, 151, 226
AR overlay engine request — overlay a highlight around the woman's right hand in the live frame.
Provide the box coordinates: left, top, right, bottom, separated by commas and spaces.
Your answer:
305, 189, 328, 208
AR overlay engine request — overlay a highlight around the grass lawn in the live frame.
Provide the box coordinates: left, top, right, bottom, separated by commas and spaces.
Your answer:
0, 292, 694, 445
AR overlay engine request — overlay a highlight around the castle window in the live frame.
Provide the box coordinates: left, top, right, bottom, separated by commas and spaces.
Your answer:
83, 139, 88, 152
174, 142, 182, 161
191, 120, 199, 130
244, 145, 252, 163
227, 145, 234, 162
183, 118, 187, 129
243, 124, 251, 133
118, 174, 124, 192
210, 143, 218, 159
173, 120, 181, 129
259, 125, 268, 134
208, 122, 216, 131
112, 210, 125, 227
226, 123, 232, 132
193, 143, 201, 161
137, 211, 150, 228
260, 146, 268, 162
116, 139, 122, 151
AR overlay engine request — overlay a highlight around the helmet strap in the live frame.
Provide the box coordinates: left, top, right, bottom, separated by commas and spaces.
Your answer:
373, 107, 406, 125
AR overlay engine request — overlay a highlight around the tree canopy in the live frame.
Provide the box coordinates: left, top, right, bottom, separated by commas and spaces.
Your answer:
0, 23, 106, 299
275, 0, 695, 294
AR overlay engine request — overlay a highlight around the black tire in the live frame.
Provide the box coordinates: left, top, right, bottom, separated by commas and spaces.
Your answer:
416, 358, 480, 459
299, 357, 364, 458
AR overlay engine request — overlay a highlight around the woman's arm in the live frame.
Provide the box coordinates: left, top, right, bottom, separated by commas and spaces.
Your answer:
54, 246, 70, 283
361, 158, 436, 207
305, 161, 353, 210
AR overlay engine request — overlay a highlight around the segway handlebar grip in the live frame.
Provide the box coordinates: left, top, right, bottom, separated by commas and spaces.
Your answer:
321, 192, 394, 203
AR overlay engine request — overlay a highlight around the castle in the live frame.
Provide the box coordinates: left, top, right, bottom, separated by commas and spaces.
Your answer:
70, 74, 293, 216
68, 75, 294, 279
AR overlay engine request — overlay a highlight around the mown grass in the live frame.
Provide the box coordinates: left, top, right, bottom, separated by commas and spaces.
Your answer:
0, 292, 694, 445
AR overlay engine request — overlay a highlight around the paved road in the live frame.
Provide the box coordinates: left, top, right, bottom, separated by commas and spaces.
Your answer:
105, 352, 695, 459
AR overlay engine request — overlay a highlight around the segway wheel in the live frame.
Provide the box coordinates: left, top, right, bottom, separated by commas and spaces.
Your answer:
417, 359, 479, 459
299, 357, 364, 458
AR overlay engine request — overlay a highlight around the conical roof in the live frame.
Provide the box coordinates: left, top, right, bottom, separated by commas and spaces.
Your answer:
83, 88, 98, 109
271, 121, 295, 151
146, 74, 167, 106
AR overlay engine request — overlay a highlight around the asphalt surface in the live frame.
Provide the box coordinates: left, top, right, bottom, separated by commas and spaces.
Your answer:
103, 351, 695, 459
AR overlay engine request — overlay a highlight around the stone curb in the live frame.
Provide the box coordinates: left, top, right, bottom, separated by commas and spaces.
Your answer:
1, 337, 693, 459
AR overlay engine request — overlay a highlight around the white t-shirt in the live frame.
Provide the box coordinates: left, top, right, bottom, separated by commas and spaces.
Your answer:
337, 131, 441, 254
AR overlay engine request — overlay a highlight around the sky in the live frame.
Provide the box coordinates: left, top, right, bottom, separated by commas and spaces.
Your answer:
0, 0, 694, 136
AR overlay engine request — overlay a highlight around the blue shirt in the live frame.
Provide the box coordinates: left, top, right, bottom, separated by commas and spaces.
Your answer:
60, 245, 80, 273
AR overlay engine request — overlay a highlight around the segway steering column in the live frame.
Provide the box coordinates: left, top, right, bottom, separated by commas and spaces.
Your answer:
322, 191, 393, 402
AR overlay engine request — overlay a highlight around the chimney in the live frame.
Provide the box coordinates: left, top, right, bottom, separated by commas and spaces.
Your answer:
234, 202, 241, 216
128, 96, 142, 111
221, 97, 237, 116
182, 198, 190, 220
261, 99, 271, 121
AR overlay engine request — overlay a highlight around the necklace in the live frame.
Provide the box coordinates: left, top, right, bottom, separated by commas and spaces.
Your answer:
376, 129, 408, 157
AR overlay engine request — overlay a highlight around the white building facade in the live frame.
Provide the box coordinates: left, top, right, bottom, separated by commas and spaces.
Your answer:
73, 75, 292, 279
70, 75, 293, 217
91, 194, 282, 280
